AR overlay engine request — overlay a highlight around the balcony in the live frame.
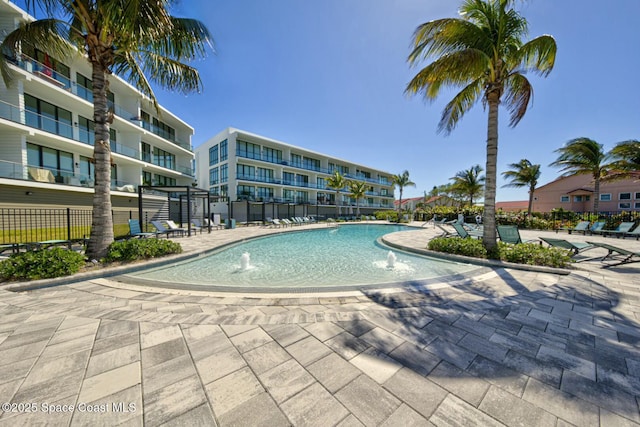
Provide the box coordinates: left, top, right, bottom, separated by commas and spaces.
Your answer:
0, 99, 193, 176
235, 151, 391, 186
0, 159, 138, 192
7, 54, 192, 151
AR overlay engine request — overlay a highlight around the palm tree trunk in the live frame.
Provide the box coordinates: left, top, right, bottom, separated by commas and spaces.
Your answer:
398, 188, 403, 222
85, 62, 114, 260
335, 191, 340, 218
527, 185, 534, 217
483, 93, 499, 253
593, 176, 600, 213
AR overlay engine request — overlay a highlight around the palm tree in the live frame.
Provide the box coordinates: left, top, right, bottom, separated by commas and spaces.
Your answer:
392, 170, 416, 221
450, 164, 485, 207
549, 138, 610, 213
1, 0, 213, 259
609, 140, 640, 179
501, 159, 541, 216
406, 0, 556, 251
348, 181, 367, 217
326, 170, 346, 218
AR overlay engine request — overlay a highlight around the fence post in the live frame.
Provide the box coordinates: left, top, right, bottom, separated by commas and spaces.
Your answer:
66, 207, 71, 242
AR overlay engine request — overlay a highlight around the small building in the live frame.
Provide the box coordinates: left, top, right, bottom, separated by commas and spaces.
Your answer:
532, 174, 640, 213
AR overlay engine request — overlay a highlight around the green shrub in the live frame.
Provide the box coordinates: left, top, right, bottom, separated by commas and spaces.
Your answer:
428, 237, 487, 258
427, 237, 571, 268
104, 238, 182, 262
374, 210, 398, 222
496, 242, 571, 268
0, 248, 85, 281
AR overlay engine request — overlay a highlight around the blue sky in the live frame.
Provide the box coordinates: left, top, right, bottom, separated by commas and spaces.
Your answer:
16, 0, 640, 201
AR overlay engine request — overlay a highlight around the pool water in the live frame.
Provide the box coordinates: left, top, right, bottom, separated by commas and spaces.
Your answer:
128, 224, 481, 291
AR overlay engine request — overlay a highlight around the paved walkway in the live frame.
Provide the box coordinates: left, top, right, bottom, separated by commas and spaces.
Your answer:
0, 222, 639, 426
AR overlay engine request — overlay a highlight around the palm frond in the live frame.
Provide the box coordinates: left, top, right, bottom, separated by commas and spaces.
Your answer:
1, 19, 76, 86
513, 35, 557, 76
550, 137, 610, 178
502, 72, 532, 127
438, 78, 483, 134
140, 52, 203, 94
111, 51, 157, 108
408, 18, 488, 65
609, 140, 640, 171
406, 48, 489, 101
145, 17, 214, 62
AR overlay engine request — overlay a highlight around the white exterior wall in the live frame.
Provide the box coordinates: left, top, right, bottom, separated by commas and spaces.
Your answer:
0, 0, 196, 206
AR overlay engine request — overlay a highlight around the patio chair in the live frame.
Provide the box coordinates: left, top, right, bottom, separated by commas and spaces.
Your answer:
587, 221, 606, 235
435, 222, 455, 237
188, 219, 203, 234
452, 223, 483, 239
539, 237, 595, 256
557, 220, 591, 235
128, 219, 157, 238
585, 241, 640, 267
603, 222, 636, 238
166, 220, 189, 236
622, 225, 640, 240
496, 225, 538, 244
151, 220, 184, 238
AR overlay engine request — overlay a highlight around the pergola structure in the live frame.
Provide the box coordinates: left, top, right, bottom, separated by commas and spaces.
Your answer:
137, 185, 211, 236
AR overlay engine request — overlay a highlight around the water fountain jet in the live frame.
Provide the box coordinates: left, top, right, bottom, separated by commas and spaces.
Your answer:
386, 251, 397, 269
240, 252, 251, 271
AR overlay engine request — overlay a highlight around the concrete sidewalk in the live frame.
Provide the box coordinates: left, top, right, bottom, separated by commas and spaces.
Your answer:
0, 223, 638, 426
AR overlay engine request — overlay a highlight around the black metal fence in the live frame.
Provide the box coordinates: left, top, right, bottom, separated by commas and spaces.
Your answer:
0, 208, 146, 244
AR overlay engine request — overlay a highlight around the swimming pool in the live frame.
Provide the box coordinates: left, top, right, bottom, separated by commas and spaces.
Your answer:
126, 224, 483, 292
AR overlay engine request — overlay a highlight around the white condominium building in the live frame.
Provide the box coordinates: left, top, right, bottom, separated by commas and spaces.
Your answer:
195, 128, 395, 214
0, 0, 196, 211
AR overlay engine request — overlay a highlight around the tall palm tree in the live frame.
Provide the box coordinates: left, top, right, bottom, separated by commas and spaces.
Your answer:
348, 180, 367, 217
326, 170, 346, 218
501, 159, 541, 216
406, 0, 556, 251
1, 0, 213, 259
392, 170, 416, 221
450, 164, 485, 207
550, 138, 610, 213
608, 140, 640, 179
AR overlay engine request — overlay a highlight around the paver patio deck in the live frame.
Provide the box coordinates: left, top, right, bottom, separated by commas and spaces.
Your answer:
0, 221, 639, 426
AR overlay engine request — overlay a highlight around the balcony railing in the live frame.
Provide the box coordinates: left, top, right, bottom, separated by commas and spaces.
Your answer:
236, 151, 391, 186
0, 99, 193, 176
0, 159, 139, 192
7, 53, 192, 151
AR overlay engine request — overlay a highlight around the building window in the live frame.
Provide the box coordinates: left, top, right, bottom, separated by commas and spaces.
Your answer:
573, 195, 583, 202
237, 140, 261, 160
317, 177, 326, 189
141, 142, 151, 163
263, 147, 282, 164
236, 164, 255, 179
257, 168, 274, 182
220, 140, 228, 162
27, 142, 74, 182
283, 172, 294, 185
619, 192, 631, 200
220, 164, 228, 183
600, 193, 611, 201
155, 174, 176, 186
210, 186, 219, 196
153, 147, 175, 170
283, 189, 294, 202
209, 167, 219, 185
209, 145, 219, 166
142, 171, 152, 186
296, 174, 309, 187
290, 153, 302, 168
78, 116, 117, 146
619, 202, 631, 210
237, 185, 255, 199
25, 94, 73, 139
220, 184, 228, 196
257, 187, 274, 200
304, 157, 321, 171
560, 196, 569, 202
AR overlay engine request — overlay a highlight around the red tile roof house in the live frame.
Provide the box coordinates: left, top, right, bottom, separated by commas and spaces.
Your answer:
531, 174, 640, 213
496, 200, 529, 212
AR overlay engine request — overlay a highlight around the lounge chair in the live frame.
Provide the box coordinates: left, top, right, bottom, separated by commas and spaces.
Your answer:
585, 241, 640, 267
497, 225, 538, 244
151, 220, 184, 238
268, 218, 283, 228
622, 226, 640, 240
166, 220, 189, 235
281, 218, 294, 227
603, 222, 636, 238
539, 237, 595, 256
452, 223, 483, 239
128, 219, 157, 238
587, 221, 606, 235
557, 220, 590, 235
